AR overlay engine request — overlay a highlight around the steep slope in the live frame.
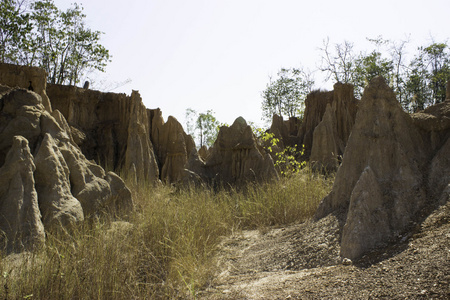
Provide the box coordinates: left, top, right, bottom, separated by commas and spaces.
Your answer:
0, 86, 133, 252
315, 77, 449, 259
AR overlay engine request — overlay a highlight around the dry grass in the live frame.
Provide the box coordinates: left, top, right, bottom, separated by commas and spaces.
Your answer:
0, 168, 333, 299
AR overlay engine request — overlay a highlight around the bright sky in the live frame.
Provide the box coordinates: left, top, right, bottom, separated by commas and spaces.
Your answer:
53, 0, 449, 129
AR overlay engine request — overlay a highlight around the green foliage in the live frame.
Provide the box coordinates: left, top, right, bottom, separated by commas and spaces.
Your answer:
273, 144, 305, 176
261, 67, 314, 122
256, 128, 306, 176
353, 50, 394, 98
0, 0, 32, 63
185, 108, 220, 148
319, 37, 450, 112
0, 0, 110, 85
405, 43, 450, 111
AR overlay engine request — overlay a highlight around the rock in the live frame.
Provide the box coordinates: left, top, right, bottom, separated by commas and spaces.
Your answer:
51, 110, 78, 147
204, 117, 278, 186
106, 172, 134, 213
58, 140, 112, 218
69, 125, 86, 147
333, 82, 358, 146
411, 99, 450, 153
269, 114, 290, 149
34, 133, 84, 227
0, 62, 52, 112
286, 116, 302, 137
298, 83, 358, 160
342, 258, 352, 266
151, 112, 196, 184
0, 89, 43, 166
428, 137, 450, 204
316, 77, 426, 219
198, 145, 210, 161
124, 91, 159, 183
298, 90, 334, 156
0, 84, 134, 251
315, 77, 430, 259
310, 103, 345, 171
47, 85, 160, 183
340, 166, 391, 260
0, 136, 45, 252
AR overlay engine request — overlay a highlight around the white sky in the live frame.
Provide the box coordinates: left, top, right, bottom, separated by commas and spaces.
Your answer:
53, 0, 449, 128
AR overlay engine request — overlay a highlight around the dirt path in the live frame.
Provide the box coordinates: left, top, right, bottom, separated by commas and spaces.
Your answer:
199, 202, 450, 299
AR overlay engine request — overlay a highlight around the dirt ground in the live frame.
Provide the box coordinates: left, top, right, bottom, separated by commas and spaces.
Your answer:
199, 201, 450, 299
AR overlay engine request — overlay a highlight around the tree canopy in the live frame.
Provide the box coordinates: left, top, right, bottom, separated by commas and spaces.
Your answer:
263, 37, 450, 120
185, 109, 221, 148
0, 0, 110, 85
261, 67, 314, 122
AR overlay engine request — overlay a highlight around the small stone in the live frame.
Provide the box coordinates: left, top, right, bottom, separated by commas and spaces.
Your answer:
342, 258, 352, 265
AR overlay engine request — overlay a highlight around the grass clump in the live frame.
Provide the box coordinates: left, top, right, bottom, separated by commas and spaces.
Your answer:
0, 168, 333, 299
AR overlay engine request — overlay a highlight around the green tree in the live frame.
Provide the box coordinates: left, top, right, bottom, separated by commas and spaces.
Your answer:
318, 37, 450, 112
261, 67, 314, 122
405, 58, 431, 111
352, 50, 394, 98
422, 43, 450, 104
320, 37, 396, 98
405, 42, 450, 111
185, 109, 220, 148
0, 0, 110, 85
0, 0, 32, 63
30, 0, 110, 85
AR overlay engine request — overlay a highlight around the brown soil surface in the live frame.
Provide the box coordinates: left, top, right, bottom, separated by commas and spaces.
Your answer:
199, 202, 450, 299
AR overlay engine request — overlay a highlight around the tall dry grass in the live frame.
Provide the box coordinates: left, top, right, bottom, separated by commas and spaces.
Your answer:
0, 168, 332, 299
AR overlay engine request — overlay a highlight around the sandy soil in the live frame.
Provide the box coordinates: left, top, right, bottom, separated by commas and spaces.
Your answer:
199, 202, 450, 299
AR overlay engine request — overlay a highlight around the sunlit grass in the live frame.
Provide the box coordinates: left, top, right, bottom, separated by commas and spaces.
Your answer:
0, 167, 333, 299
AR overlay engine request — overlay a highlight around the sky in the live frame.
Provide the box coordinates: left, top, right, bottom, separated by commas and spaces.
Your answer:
53, 0, 449, 129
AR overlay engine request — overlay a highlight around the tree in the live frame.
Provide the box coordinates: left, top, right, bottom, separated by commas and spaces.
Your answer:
318, 37, 450, 112
405, 42, 450, 111
185, 109, 220, 148
388, 37, 410, 107
261, 67, 314, 122
0, 0, 110, 85
0, 0, 32, 63
421, 43, 450, 104
319, 38, 356, 84
352, 50, 394, 98
30, 0, 110, 85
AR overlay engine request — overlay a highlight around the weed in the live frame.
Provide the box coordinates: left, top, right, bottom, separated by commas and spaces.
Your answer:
0, 169, 332, 299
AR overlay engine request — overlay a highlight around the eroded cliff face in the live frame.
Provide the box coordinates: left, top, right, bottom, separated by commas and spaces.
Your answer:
0, 85, 133, 252
203, 117, 278, 186
47, 84, 160, 183
0, 62, 52, 112
149, 109, 196, 183
268, 114, 302, 150
298, 83, 358, 170
298, 89, 334, 156
315, 77, 450, 260
46, 81, 278, 187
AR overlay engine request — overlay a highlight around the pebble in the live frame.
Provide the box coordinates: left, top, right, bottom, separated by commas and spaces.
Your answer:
342, 258, 352, 265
